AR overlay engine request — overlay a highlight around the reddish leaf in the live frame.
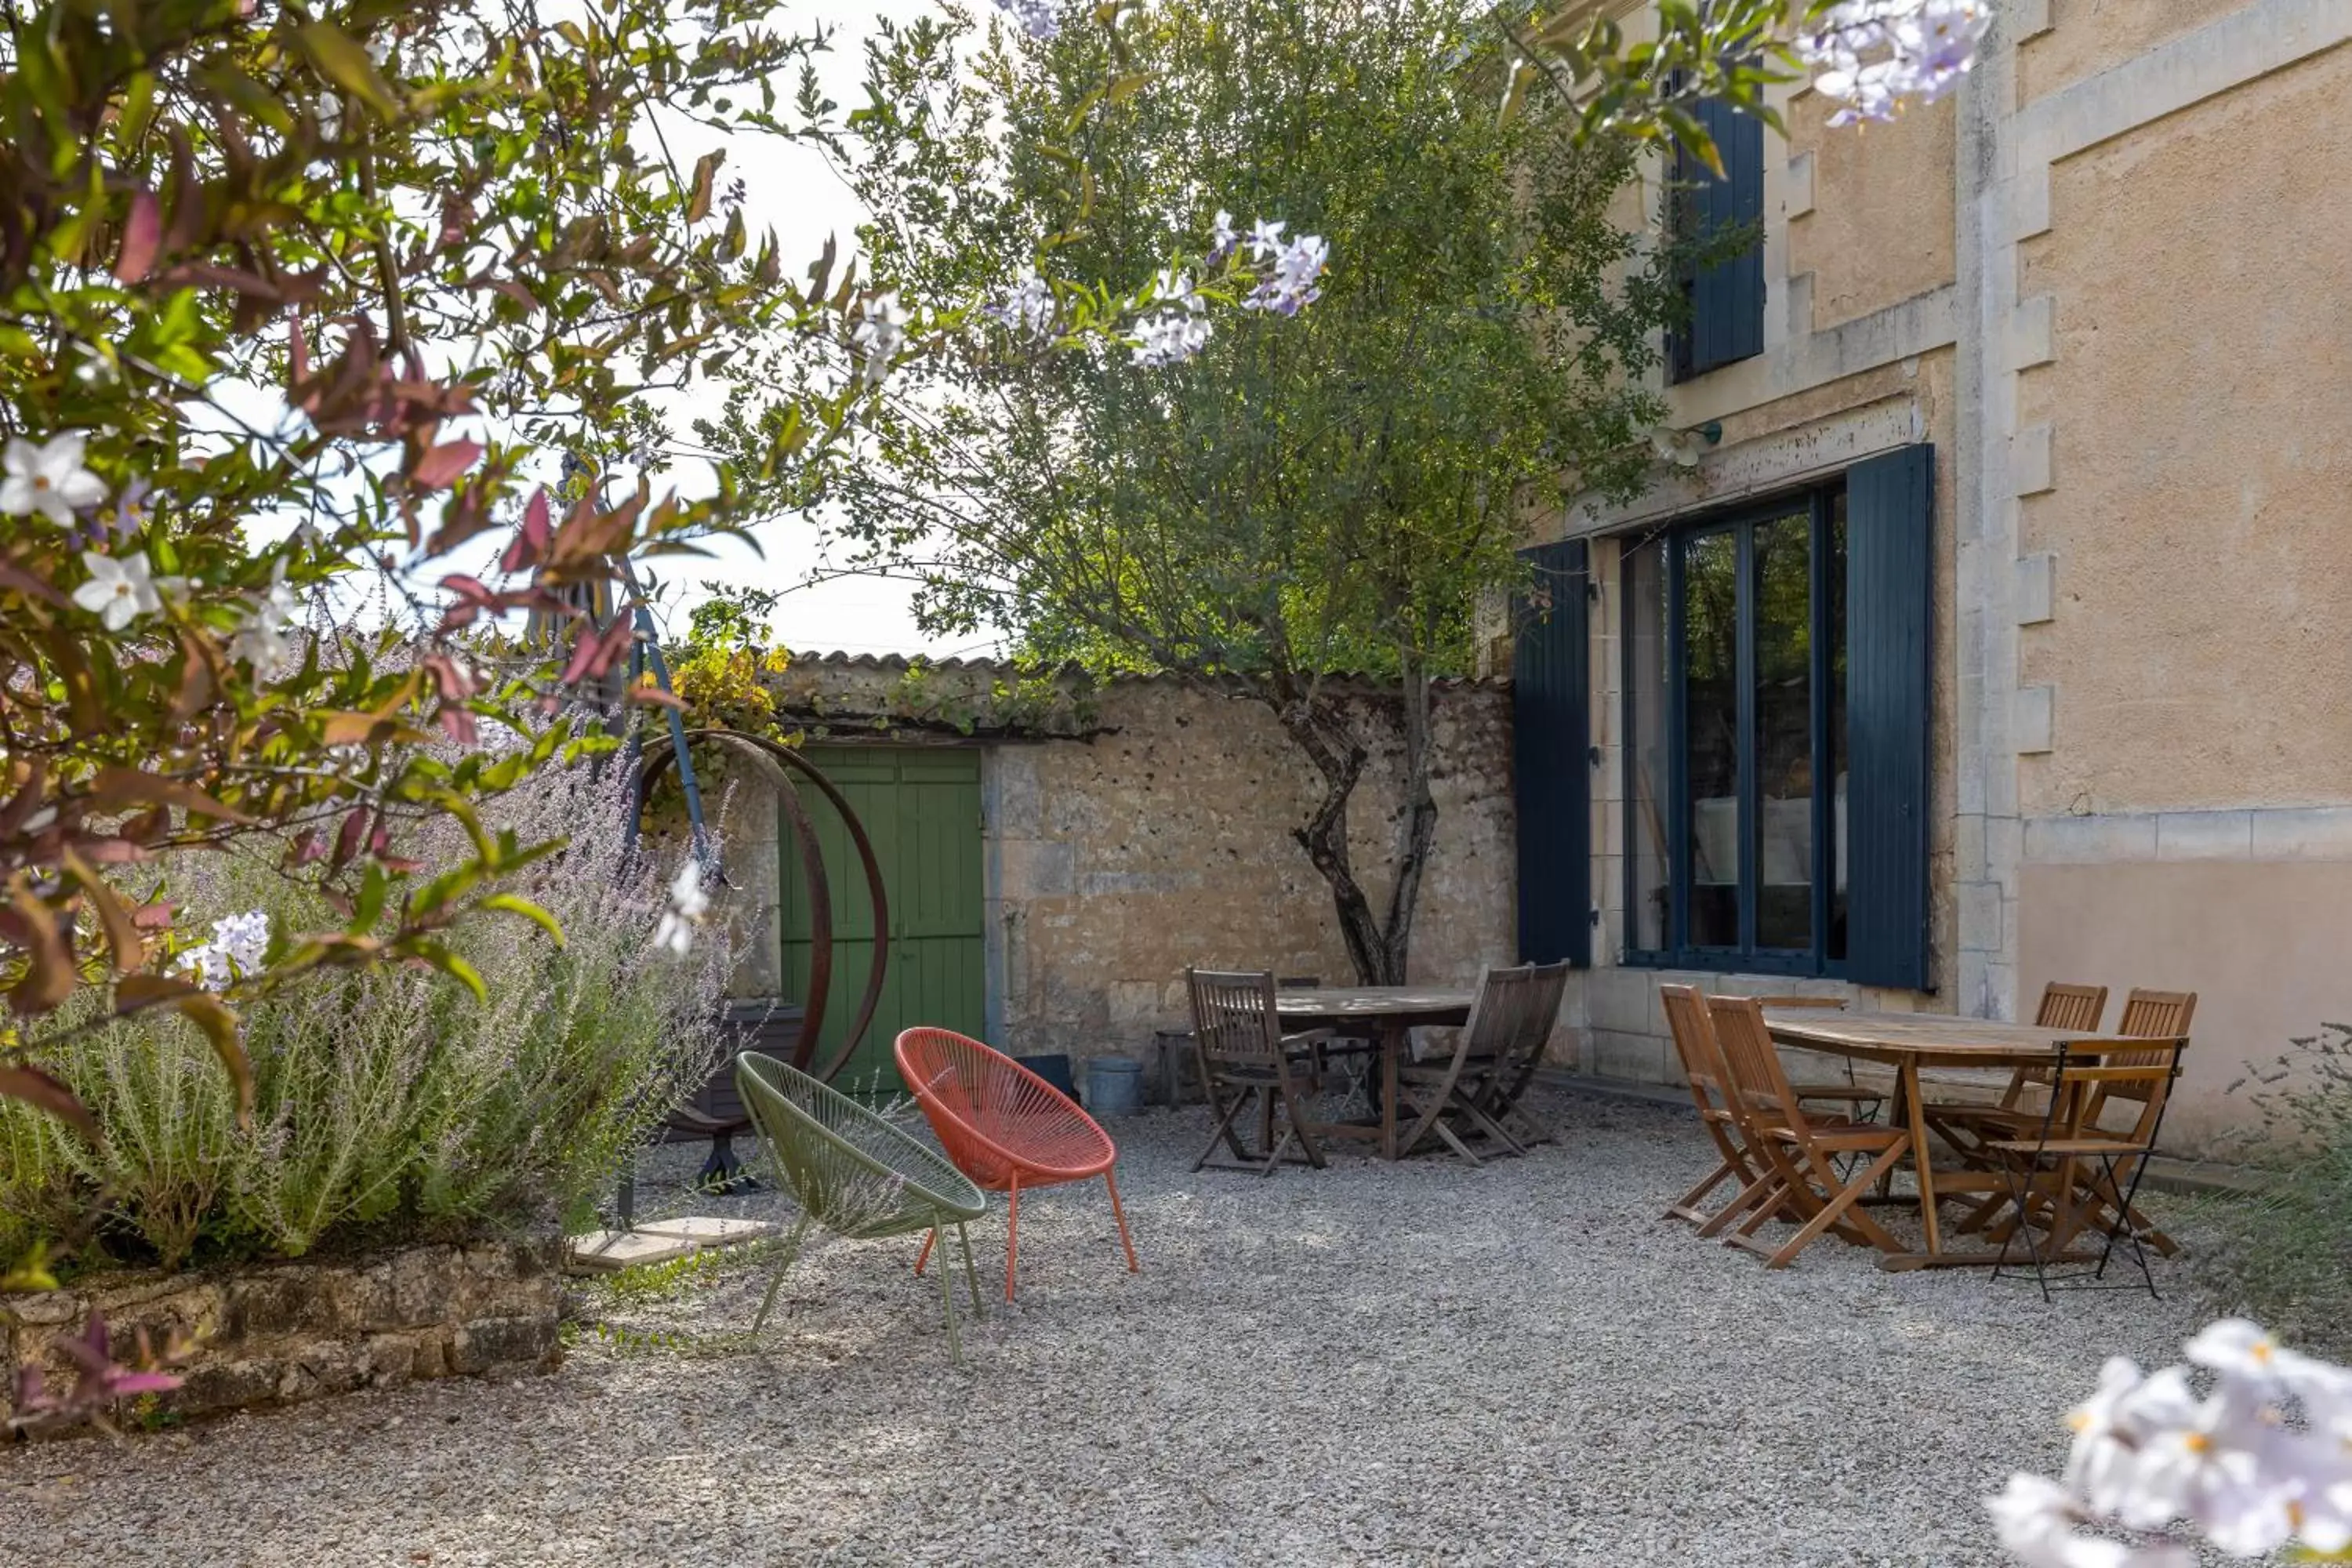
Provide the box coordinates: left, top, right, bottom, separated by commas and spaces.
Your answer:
114, 972, 198, 1013
560, 616, 637, 685
0, 1065, 100, 1145
499, 488, 554, 574
130, 898, 179, 930
330, 804, 369, 872
411, 438, 483, 491
113, 188, 161, 283
89, 766, 254, 826
2, 880, 74, 1014
437, 706, 479, 745
291, 829, 324, 866
419, 653, 476, 702
63, 851, 145, 973
289, 315, 310, 387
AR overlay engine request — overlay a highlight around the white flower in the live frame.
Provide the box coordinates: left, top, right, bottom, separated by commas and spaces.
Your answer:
1209, 209, 1239, 262
850, 292, 906, 391
229, 560, 299, 677
178, 943, 232, 992
365, 34, 391, 67
1152, 267, 1205, 315
654, 857, 710, 957
981, 271, 1056, 338
176, 909, 270, 992
1797, 0, 1989, 125
2, 432, 107, 526
1131, 311, 1213, 368
2089, 1367, 2290, 1555
1242, 232, 1329, 317
2184, 1319, 2352, 1408
2064, 1358, 2151, 1515
1245, 217, 1287, 262
990, 0, 1058, 39
71, 549, 162, 632
1987, 1474, 2143, 1568
211, 910, 270, 976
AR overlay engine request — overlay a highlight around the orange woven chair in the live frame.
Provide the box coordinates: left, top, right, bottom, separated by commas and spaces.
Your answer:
895, 1028, 1140, 1301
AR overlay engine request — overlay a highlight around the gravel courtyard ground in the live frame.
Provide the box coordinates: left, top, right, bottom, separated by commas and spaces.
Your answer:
2, 1089, 2214, 1567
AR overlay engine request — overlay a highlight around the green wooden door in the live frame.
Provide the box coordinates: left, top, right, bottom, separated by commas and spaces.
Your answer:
780, 746, 985, 1094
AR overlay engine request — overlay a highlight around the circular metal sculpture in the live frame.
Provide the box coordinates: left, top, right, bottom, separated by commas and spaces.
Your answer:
634, 728, 891, 1083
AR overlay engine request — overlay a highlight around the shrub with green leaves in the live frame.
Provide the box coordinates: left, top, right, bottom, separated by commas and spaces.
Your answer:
2191, 1025, 2352, 1352
0, 759, 728, 1274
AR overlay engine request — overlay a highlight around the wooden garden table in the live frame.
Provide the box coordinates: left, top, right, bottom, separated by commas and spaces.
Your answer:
1759, 1008, 2147, 1269
1274, 986, 1475, 1160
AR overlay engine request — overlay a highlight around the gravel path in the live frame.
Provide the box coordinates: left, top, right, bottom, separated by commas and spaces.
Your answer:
2, 1091, 2215, 1566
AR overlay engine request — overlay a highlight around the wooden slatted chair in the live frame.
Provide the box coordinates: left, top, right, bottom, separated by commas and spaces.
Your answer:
1751, 995, 1886, 1120
1707, 994, 1914, 1269
2053, 989, 2196, 1258
1660, 984, 1776, 1233
1922, 981, 2109, 1161
1185, 968, 1334, 1175
1984, 1033, 2188, 1300
1453, 966, 1573, 1147
1395, 962, 1570, 1163
1955, 988, 2194, 1255
895, 1028, 1139, 1301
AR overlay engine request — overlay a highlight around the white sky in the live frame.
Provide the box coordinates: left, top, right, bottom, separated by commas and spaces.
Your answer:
648, 0, 1000, 660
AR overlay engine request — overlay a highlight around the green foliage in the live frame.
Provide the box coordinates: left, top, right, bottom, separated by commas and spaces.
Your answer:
0, 0, 880, 1127
0, 760, 728, 1272
2193, 1025, 2352, 1353
831, 0, 1675, 681
789, 0, 1684, 980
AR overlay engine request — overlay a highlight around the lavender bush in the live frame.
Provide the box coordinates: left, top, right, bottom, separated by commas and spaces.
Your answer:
0, 760, 730, 1273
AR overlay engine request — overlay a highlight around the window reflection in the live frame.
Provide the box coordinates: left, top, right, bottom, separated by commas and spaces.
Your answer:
1753, 512, 1812, 949
1626, 538, 1669, 952
1681, 529, 1739, 948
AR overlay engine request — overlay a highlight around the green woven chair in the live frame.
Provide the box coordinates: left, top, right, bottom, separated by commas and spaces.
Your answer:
735, 1051, 990, 1363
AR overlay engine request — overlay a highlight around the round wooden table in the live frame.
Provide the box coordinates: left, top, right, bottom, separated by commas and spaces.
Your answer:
1274, 986, 1475, 1160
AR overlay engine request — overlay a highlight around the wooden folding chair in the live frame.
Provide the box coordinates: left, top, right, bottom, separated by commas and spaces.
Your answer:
2057, 989, 2194, 1256
1707, 995, 1915, 1269
1923, 981, 2108, 1162
1184, 968, 1333, 1175
1457, 964, 1573, 1148
1751, 995, 1886, 1122
1985, 1033, 2187, 1301
1396, 962, 1570, 1163
1659, 984, 1776, 1233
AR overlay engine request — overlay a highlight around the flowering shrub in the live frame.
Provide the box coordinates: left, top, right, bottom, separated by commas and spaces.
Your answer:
0, 0, 1362, 1158
1992, 1320, 2352, 1566
0, 758, 728, 1272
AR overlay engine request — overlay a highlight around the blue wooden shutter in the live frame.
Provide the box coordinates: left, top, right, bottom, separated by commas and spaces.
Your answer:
1670, 98, 1766, 383
1844, 445, 1934, 990
1512, 540, 1591, 967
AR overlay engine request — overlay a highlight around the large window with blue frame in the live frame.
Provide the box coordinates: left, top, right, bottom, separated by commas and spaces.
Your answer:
1623, 482, 1851, 973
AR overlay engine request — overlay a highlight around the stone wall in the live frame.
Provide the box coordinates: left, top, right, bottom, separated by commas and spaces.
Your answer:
2, 1240, 562, 1426
759, 656, 1522, 1074
986, 677, 1518, 1064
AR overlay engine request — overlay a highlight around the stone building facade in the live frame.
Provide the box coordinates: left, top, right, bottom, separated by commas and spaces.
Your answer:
1499, 0, 2352, 1150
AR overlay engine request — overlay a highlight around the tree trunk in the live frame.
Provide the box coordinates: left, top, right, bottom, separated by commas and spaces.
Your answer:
1378, 653, 1440, 984
1271, 690, 1396, 985
1265, 666, 1443, 989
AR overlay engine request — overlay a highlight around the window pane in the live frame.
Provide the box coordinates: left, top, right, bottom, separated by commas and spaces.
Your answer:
1625, 538, 1670, 951
1682, 528, 1739, 948
1828, 491, 1849, 961
1753, 511, 1813, 950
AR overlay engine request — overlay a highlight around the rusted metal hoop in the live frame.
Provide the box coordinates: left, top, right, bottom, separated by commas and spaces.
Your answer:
635, 730, 890, 1083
